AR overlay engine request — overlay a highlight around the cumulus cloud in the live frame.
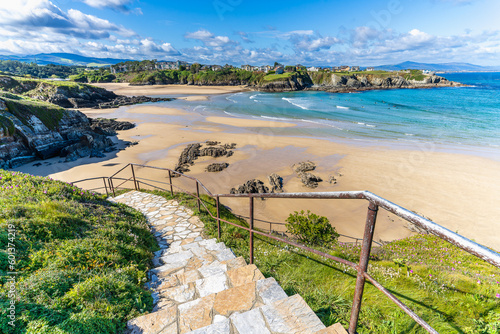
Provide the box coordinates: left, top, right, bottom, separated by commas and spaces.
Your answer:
80, 0, 142, 14
0, 0, 136, 39
185, 29, 237, 48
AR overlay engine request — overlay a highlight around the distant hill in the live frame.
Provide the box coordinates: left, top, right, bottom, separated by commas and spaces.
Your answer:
0, 53, 132, 67
374, 61, 500, 72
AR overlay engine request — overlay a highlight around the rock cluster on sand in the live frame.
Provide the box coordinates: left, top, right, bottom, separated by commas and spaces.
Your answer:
293, 161, 323, 188
206, 163, 229, 172
90, 118, 135, 135
95, 96, 171, 109
174, 142, 236, 174
268, 173, 284, 193
230, 179, 269, 195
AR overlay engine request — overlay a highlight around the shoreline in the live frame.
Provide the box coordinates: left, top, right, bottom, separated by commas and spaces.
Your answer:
11, 86, 500, 251
12, 84, 500, 251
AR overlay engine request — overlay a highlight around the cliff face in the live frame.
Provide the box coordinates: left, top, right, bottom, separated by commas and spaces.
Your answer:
0, 76, 171, 109
304, 72, 460, 92
257, 73, 313, 92
0, 95, 133, 169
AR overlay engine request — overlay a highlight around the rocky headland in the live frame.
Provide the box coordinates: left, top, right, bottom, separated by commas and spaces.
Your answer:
257, 71, 463, 92
0, 75, 172, 109
0, 93, 135, 169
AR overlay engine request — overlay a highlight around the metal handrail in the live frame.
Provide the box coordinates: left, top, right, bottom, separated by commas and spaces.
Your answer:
70, 163, 500, 334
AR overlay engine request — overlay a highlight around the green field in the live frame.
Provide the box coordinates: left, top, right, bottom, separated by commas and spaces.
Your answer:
0, 171, 158, 334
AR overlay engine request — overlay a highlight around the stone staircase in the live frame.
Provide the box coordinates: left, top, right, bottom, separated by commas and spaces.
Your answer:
110, 191, 347, 334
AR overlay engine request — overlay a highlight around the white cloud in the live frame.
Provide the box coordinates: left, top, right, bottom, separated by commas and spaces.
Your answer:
185, 29, 237, 48
0, 1, 136, 40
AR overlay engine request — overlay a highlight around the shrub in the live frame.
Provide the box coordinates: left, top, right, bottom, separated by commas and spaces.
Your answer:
285, 210, 339, 247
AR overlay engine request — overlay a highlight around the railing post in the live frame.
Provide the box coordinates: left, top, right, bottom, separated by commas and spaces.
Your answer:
249, 196, 254, 264
103, 177, 109, 196
349, 202, 378, 334
216, 195, 221, 239
109, 177, 116, 197
168, 170, 174, 196
196, 181, 201, 212
131, 164, 138, 190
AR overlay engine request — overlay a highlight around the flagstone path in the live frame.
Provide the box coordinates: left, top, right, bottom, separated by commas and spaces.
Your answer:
110, 190, 347, 334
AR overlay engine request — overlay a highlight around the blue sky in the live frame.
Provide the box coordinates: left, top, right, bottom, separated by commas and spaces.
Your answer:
0, 0, 499, 66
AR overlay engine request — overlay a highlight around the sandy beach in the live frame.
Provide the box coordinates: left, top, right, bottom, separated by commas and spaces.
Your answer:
94, 83, 250, 98
14, 84, 500, 250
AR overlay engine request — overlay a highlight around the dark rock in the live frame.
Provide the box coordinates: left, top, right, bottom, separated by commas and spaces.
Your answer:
206, 162, 229, 172
222, 143, 237, 149
230, 179, 269, 194
328, 175, 337, 184
90, 149, 105, 158
175, 143, 202, 174
299, 172, 323, 188
205, 140, 219, 146
268, 173, 283, 193
33, 162, 42, 167
294, 161, 316, 173
200, 146, 228, 158
89, 118, 135, 136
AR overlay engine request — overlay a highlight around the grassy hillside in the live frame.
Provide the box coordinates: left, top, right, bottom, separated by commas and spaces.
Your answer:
0, 171, 158, 334
145, 190, 500, 334
0, 92, 66, 132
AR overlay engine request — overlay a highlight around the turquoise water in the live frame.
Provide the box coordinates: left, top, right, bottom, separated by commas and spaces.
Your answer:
166, 72, 500, 156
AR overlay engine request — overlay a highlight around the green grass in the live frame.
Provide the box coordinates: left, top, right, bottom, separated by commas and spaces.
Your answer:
0, 171, 159, 334
0, 92, 66, 131
142, 189, 500, 334
262, 72, 295, 82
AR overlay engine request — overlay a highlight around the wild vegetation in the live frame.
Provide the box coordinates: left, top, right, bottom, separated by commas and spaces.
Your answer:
0, 171, 158, 333
0, 92, 66, 131
0, 61, 83, 79
143, 190, 500, 334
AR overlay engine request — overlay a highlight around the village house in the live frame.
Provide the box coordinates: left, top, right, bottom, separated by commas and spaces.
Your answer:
275, 66, 284, 74
366, 67, 375, 71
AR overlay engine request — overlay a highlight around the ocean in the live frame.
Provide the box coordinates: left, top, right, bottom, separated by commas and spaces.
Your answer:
166, 72, 500, 158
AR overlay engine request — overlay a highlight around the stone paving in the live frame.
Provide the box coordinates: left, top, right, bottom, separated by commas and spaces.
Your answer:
110, 191, 347, 334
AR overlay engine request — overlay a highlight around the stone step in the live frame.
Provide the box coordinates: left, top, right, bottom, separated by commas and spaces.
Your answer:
156, 263, 266, 309
189, 294, 329, 334
315, 323, 349, 334
127, 277, 287, 334
178, 277, 288, 333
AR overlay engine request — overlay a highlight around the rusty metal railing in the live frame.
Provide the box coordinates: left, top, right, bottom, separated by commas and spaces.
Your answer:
71, 163, 500, 334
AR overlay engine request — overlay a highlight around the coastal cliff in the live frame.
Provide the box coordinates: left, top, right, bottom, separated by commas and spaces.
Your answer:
0, 76, 171, 109
258, 71, 461, 92
0, 93, 133, 169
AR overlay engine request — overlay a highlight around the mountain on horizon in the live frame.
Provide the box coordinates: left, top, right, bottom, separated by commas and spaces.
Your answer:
0, 53, 133, 67
374, 61, 500, 72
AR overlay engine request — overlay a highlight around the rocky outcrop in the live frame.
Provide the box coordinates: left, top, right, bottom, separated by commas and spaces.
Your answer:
206, 163, 229, 172
258, 73, 313, 92
174, 142, 236, 174
90, 118, 135, 136
255, 72, 462, 93
299, 172, 323, 189
95, 95, 172, 109
174, 143, 202, 174
0, 97, 133, 168
268, 173, 283, 193
0, 76, 172, 110
293, 161, 316, 174
230, 179, 269, 195
293, 161, 323, 188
